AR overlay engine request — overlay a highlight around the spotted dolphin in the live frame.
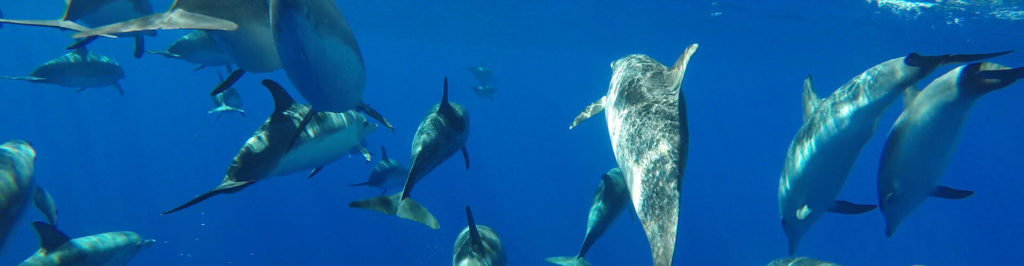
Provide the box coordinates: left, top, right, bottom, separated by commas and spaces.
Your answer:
778, 50, 1012, 254
347, 146, 408, 195
0, 140, 57, 252
879, 62, 1024, 236
453, 206, 506, 266
0, 0, 156, 57
546, 168, 629, 266
569, 44, 697, 266
350, 77, 468, 229
2, 47, 125, 95
162, 79, 376, 214
149, 30, 233, 71
20, 222, 154, 265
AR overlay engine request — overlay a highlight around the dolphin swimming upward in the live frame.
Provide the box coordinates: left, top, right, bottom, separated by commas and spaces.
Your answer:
546, 168, 630, 266
778, 50, 1011, 254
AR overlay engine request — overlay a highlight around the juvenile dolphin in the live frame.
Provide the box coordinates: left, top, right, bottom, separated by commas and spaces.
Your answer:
209, 70, 246, 119
270, 0, 394, 137
163, 79, 377, 214
470, 84, 497, 98
0, 140, 58, 252
568, 44, 697, 266
2, 47, 125, 95
453, 206, 506, 266
546, 168, 629, 266
778, 50, 1012, 254
350, 77, 469, 229
0, 0, 156, 57
20, 222, 154, 265
767, 257, 841, 266
148, 30, 233, 71
348, 146, 408, 195
879, 62, 1024, 236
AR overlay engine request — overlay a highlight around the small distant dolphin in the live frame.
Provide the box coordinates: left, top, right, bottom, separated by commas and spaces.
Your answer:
162, 79, 377, 214
546, 168, 629, 266
148, 30, 233, 71
0, 140, 58, 252
348, 145, 408, 195
878, 62, 1024, 236
468, 65, 494, 85
569, 44, 697, 266
208, 70, 246, 119
767, 257, 841, 266
20, 221, 154, 265
778, 50, 1011, 254
0, 0, 156, 57
2, 47, 125, 95
470, 84, 497, 98
350, 77, 469, 229
453, 206, 506, 266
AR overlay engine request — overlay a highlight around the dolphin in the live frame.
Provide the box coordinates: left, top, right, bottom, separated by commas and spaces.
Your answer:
347, 146, 408, 195
20, 222, 154, 266
470, 84, 497, 98
568, 44, 697, 266
162, 79, 377, 214
767, 257, 841, 266
546, 168, 629, 266
208, 70, 246, 119
0, 0, 156, 57
878, 62, 1024, 236
778, 50, 1011, 254
453, 206, 506, 266
468, 65, 494, 85
0, 140, 58, 252
2, 47, 125, 95
148, 30, 233, 71
349, 77, 469, 229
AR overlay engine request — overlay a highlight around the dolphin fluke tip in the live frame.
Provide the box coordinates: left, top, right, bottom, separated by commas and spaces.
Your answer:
162, 181, 254, 215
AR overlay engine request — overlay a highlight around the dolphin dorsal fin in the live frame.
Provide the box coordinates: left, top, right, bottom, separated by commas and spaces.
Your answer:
380, 145, 389, 160
440, 77, 451, 112
802, 75, 821, 122
261, 79, 296, 112
902, 85, 920, 108
32, 221, 70, 253
465, 206, 484, 253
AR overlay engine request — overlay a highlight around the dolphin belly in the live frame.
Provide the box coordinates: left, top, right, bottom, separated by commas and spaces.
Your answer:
269, 127, 364, 176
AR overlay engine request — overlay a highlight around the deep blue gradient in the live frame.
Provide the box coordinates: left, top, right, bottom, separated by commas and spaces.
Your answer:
0, 1, 1022, 265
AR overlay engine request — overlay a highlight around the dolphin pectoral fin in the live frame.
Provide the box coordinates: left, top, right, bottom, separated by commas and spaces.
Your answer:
461, 146, 469, 170
802, 75, 821, 122
33, 186, 58, 225
31, 221, 69, 253
211, 69, 246, 96
162, 180, 256, 215
285, 111, 314, 152
67, 36, 98, 51
357, 103, 395, 133
349, 193, 440, 229
903, 85, 920, 107
307, 166, 324, 179
358, 145, 371, 163
113, 83, 124, 95
931, 186, 974, 199
569, 96, 606, 130
133, 36, 145, 58
828, 200, 876, 214
72, 9, 239, 39
1, 76, 46, 82
545, 256, 592, 266
904, 50, 1013, 67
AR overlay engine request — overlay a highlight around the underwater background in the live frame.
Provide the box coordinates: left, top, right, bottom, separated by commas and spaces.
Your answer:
0, 0, 1023, 265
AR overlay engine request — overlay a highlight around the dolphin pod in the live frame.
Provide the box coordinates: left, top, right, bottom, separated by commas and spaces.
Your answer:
778, 50, 1011, 254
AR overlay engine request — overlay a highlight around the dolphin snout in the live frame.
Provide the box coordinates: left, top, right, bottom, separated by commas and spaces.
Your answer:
140, 239, 156, 248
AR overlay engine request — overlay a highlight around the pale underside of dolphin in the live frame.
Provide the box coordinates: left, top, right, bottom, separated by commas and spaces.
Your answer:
569, 44, 697, 266
546, 168, 629, 266
163, 79, 376, 214
149, 30, 234, 71
777, 50, 1011, 254
878, 62, 1024, 237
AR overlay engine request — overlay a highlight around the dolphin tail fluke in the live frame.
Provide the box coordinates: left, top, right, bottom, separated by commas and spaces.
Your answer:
208, 106, 246, 116
162, 180, 255, 215
545, 256, 592, 266
904, 50, 1013, 67
212, 69, 246, 96
569, 96, 606, 130
828, 200, 876, 214
348, 193, 439, 229
73, 9, 238, 39
32, 186, 58, 225
357, 103, 395, 133
113, 83, 124, 95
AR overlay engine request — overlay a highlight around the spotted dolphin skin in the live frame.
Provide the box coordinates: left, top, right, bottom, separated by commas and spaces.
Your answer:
453, 206, 506, 266
350, 77, 469, 229
879, 62, 1024, 237
2, 47, 125, 95
767, 257, 841, 266
569, 44, 697, 266
149, 30, 233, 71
546, 168, 629, 266
347, 146, 408, 195
778, 50, 1012, 254
20, 222, 154, 266
0, 0, 156, 57
0, 140, 58, 252
162, 79, 376, 214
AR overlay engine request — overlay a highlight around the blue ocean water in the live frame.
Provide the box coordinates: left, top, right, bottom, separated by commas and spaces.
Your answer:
0, 0, 1022, 265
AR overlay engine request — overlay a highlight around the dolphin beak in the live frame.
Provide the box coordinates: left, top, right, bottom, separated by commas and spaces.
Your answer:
141, 239, 156, 248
